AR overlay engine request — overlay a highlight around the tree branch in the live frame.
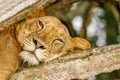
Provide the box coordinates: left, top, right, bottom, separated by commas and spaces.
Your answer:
0, 0, 78, 30
10, 44, 120, 80
0, 0, 48, 29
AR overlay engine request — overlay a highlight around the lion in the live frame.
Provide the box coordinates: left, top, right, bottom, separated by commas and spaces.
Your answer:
0, 16, 90, 80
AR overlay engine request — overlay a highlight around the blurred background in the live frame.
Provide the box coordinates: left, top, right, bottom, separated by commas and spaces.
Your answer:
46, 0, 120, 80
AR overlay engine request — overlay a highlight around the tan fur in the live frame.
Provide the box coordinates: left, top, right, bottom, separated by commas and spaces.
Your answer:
0, 16, 90, 80
0, 27, 21, 80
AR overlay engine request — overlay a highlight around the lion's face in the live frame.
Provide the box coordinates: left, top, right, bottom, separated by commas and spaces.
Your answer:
16, 16, 90, 66
16, 16, 70, 65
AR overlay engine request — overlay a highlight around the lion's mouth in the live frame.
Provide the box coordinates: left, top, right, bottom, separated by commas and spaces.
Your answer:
20, 39, 48, 66
32, 38, 48, 63
33, 39, 47, 61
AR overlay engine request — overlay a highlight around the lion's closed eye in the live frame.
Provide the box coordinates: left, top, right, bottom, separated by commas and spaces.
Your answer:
52, 38, 65, 52
37, 20, 44, 30
30, 20, 44, 36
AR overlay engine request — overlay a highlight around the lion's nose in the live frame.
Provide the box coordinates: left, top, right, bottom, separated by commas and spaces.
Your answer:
34, 40, 41, 49
33, 39, 46, 49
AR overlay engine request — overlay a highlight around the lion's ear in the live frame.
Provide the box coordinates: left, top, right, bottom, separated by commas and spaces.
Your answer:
26, 7, 45, 20
67, 36, 90, 53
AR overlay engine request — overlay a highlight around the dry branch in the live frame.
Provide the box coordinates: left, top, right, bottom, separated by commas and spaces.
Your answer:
0, 0, 78, 30
0, 0, 51, 30
10, 44, 120, 80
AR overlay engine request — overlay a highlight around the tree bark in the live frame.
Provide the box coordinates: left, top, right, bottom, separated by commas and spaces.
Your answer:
10, 44, 120, 80
0, 0, 78, 30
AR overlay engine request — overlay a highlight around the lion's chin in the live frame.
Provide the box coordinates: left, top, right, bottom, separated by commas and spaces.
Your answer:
19, 51, 39, 66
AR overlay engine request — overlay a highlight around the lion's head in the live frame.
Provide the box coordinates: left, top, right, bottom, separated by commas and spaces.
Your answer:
15, 16, 90, 65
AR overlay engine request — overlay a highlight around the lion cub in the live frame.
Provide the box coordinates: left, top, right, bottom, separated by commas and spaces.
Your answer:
17, 16, 90, 65
0, 16, 90, 80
